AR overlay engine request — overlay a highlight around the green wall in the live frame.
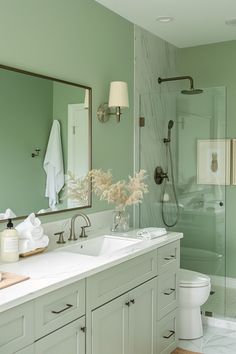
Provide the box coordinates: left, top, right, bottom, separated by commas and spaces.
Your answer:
177, 40, 236, 278
0, 68, 52, 214
0, 0, 134, 221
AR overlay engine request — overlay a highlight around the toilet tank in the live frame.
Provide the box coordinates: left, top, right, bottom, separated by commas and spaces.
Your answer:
180, 247, 223, 275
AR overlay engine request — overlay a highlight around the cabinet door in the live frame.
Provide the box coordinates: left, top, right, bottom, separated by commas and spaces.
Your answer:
128, 278, 157, 354
91, 293, 129, 354
35, 317, 85, 354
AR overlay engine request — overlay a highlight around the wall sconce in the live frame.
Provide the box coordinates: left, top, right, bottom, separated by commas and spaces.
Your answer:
97, 81, 129, 123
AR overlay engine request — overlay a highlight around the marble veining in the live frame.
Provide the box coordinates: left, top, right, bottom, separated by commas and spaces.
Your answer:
134, 25, 179, 228
180, 324, 236, 354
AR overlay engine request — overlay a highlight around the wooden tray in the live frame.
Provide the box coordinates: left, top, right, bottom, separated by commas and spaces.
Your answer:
20, 247, 47, 258
172, 348, 202, 354
0, 272, 29, 289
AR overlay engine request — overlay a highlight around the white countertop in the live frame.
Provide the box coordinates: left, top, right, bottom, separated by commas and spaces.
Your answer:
0, 230, 183, 313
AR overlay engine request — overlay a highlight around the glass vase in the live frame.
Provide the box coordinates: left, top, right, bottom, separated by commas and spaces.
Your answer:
111, 208, 130, 233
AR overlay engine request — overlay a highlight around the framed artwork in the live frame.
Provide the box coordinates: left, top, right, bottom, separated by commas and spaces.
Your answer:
231, 139, 236, 185
197, 139, 231, 185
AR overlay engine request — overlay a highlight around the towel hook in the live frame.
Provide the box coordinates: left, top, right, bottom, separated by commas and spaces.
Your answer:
31, 148, 41, 158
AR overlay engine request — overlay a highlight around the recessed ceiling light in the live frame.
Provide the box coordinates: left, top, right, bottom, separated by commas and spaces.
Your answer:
225, 18, 236, 26
156, 16, 174, 23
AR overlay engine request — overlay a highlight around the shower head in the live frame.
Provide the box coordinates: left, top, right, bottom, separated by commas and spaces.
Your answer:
165, 120, 174, 142
158, 75, 203, 95
181, 88, 203, 95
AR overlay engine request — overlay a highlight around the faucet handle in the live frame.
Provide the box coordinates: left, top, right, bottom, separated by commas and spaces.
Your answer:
54, 231, 66, 244
80, 226, 89, 238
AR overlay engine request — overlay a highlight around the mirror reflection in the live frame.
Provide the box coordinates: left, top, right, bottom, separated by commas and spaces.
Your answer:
0, 66, 91, 220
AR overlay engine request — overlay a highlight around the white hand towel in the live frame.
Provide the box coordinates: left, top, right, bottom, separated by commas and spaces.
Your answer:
16, 213, 44, 240
19, 235, 49, 253
137, 227, 167, 240
18, 238, 35, 253
35, 235, 49, 249
0, 208, 16, 220
43, 120, 64, 209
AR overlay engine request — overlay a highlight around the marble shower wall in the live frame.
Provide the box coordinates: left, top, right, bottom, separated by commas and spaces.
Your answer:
134, 26, 179, 227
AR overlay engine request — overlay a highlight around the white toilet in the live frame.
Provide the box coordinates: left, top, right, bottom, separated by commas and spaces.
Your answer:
178, 268, 211, 340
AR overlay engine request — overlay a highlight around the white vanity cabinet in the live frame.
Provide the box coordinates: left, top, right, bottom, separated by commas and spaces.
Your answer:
156, 241, 180, 354
91, 278, 156, 354
0, 237, 181, 354
0, 301, 34, 354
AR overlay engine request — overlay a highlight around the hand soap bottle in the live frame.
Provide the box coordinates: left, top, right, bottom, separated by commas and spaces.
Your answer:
1, 219, 19, 262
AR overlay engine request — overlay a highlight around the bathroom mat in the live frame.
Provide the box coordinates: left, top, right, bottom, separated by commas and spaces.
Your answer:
172, 348, 202, 354
0, 272, 29, 289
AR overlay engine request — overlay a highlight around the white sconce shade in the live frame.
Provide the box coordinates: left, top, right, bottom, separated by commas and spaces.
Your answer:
108, 81, 129, 108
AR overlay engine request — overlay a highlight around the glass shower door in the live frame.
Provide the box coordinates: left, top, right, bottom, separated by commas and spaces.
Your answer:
139, 87, 227, 318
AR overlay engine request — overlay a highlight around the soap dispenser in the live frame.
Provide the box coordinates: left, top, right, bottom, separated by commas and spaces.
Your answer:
1, 219, 19, 262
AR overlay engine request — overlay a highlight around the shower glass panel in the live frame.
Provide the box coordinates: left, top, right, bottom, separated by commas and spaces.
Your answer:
139, 87, 227, 318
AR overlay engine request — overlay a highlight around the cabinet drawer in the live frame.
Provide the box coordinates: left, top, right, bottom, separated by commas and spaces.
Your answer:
157, 242, 180, 274
0, 301, 34, 354
35, 280, 85, 339
87, 250, 157, 309
35, 317, 85, 354
157, 310, 178, 354
157, 271, 178, 319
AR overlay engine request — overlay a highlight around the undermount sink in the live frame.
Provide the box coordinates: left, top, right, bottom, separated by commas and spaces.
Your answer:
59, 235, 142, 257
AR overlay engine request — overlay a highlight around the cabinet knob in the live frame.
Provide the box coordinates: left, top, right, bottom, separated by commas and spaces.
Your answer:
81, 326, 86, 333
125, 301, 130, 307
130, 299, 135, 304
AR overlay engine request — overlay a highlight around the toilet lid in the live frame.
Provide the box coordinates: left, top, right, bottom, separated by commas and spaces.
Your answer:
179, 269, 210, 287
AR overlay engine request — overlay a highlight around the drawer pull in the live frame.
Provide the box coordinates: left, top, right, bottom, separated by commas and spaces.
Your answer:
164, 255, 176, 261
51, 303, 73, 314
125, 301, 130, 307
164, 288, 175, 296
130, 299, 135, 304
163, 330, 175, 339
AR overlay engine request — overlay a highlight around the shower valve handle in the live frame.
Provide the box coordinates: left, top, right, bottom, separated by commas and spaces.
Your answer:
154, 166, 169, 185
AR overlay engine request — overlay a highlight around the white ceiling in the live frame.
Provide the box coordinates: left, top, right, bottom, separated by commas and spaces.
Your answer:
95, 0, 236, 48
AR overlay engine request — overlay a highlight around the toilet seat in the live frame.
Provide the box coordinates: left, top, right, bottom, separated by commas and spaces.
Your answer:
179, 269, 210, 288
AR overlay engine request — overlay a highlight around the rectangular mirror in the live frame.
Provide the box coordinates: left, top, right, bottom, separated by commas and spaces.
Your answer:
0, 64, 92, 221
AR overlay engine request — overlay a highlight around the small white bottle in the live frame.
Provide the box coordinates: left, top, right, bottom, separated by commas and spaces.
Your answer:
1, 219, 19, 262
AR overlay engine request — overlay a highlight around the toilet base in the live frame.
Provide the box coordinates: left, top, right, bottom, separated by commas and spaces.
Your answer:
178, 308, 203, 340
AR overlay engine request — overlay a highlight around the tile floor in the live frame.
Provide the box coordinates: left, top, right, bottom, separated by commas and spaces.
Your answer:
180, 324, 236, 353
